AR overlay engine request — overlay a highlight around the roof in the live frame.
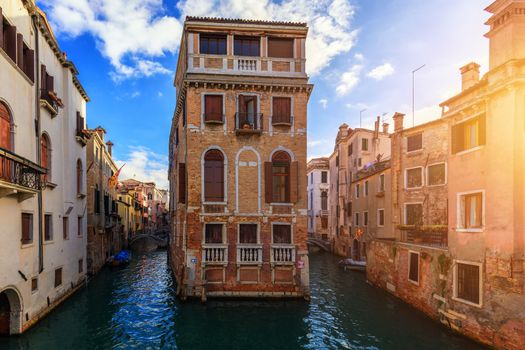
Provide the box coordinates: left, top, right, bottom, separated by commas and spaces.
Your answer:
353, 159, 391, 183
185, 16, 307, 27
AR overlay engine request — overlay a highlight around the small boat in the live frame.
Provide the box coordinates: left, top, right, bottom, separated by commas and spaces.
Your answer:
108, 250, 131, 267
339, 258, 366, 272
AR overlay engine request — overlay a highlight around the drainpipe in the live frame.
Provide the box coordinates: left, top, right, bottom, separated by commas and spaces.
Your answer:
32, 12, 44, 273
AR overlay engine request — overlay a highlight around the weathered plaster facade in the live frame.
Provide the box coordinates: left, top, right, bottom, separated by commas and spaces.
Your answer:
307, 157, 329, 240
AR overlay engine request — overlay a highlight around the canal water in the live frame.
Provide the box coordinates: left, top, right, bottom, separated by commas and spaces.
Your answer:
0, 251, 487, 350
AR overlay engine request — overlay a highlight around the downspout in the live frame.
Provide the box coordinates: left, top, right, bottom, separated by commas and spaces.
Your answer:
32, 12, 44, 273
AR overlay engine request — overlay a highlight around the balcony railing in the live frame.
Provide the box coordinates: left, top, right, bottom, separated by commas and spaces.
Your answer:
271, 244, 295, 264
400, 227, 448, 248
237, 245, 262, 264
0, 147, 46, 192
235, 112, 263, 134
203, 244, 228, 265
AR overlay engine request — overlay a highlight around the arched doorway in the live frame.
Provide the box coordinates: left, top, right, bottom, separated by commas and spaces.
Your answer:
0, 289, 22, 336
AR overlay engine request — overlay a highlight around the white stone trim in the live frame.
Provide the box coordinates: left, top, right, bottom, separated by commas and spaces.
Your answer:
452, 259, 483, 308
202, 221, 227, 244
235, 147, 262, 214
404, 166, 424, 190
200, 92, 226, 134
270, 222, 294, 244
269, 146, 296, 161
236, 222, 261, 244
456, 189, 485, 232
426, 162, 447, 187
201, 146, 228, 205
408, 250, 420, 285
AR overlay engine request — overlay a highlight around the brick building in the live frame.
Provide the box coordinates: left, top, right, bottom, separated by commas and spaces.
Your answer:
306, 157, 329, 240
168, 17, 312, 299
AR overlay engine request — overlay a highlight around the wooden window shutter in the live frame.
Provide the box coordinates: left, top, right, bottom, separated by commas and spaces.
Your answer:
478, 114, 486, 146
0, 8, 3, 50
290, 161, 298, 203
25, 48, 34, 82
178, 163, 186, 203
5, 25, 17, 62
205, 95, 222, 122
16, 33, 23, 70
268, 38, 294, 58
264, 162, 272, 203
46, 73, 54, 92
41, 64, 47, 91
451, 123, 463, 154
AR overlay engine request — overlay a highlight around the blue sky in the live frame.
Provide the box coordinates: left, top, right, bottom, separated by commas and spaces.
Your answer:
38, 0, 492, 189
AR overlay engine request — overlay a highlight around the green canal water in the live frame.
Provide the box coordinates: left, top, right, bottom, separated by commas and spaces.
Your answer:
0, 251, 487, 350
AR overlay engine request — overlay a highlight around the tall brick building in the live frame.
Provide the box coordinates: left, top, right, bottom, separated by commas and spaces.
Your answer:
168, 17, 312, 299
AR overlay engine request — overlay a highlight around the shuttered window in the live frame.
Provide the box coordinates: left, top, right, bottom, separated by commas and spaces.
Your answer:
204, 150, 225, 202
407, 133, 423, 152
205, 224, 223, 244
63, 217, 69, 240
272, 97, 291, 124
408, 252, 419, 283
234, 36, 259, 56
200, 34, 227, 55
379, 174, 385, 192
23, 43, 34, 82
272, 224, 291, 244
204, 95, 223, 122
0, 102, 12, 151
239, 224, 257, 244
348, 143, 353, 155
78, 216, 83, 236
452, 115, 486, 154
4, 22, 17, 62
321, 192, 328, 210
76, 112, 84, 136
44, 214, 53, 241
94, 188, 100, 213
54, 268, 62, 288
21, 213, 33, 244
364, 211, 368, 226
362, 138, 369, 151
40, 134, 51, 182
76, 159, 83, 194
178, 163, 186, 203
268, 38, 293, 58
405, 203, 423, 225
456, 263, 480, 305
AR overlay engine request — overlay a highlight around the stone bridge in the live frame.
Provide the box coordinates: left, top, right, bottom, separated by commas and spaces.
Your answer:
307, 238, 331, 252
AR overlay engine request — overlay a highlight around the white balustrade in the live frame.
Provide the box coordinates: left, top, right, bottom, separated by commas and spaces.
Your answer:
202, 244, 228, 264
237, 245, 263, 264
271, 245, 295, 264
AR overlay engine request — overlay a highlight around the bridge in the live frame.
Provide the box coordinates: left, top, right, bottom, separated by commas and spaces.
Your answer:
307, 237, 331, 252
129, 231, 168, 249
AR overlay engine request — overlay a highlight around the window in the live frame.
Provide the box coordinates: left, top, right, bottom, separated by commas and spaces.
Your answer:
273, 224, 291, 244
21, 213, 33, 244
0, 102, 12, 154
94, 187, 101, 213
321, 217, 328, 228
76, 159, 83, 194
199, 34, 226, 55
459, 192, 483, 230
379, 174, 385, 192
76, 112, 85, 136
234, 36, 259, 56
54, 267, 62, 288
272, 97, 292, 124
63, 217, 69, 240
321, 171, 327, 183
310, 173, 313, 185
78, 217, 83, 236
407, 133, 423, 152
364, 181, 369, 196
269, 151, 291, 203
205, 224, 224, 244
78, 259, 83, 274
321, 192, 328, 210
408, 252, 420, 284
31, 277, 38, 292
364, 211, 368, 226
347, 202, 352, 217
428, 163, 446, 186
354, 212, 360, 226
44, 214, 53, 241
204, 150, 225, 202
455, 262, 481, 306
267, 37, 293, 58
362, 138, 369, 151
237, 95, 259, 129
336, 156, 339, 167
2, 18, 17, 62
348, 143, 353, 156
204, 95, 223, 122
405, 203, 423, 225
406, 167, 423, 188
355, 184, 360, 198
378, 209, 385, 226
239, 224, 258, 244
175, 127, 179, 146
452, 115, 486, 154
41, 133, 51, 182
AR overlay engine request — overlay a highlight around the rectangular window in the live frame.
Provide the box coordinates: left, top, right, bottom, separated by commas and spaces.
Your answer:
455, 262, 481, 306
78, 259, 83, 274
354, 212, 360, 226
199, 34, 227, 55
205, 224, 224, 244
321, 171, 327, 183
272, 97, 292, 124
76, 112, 85, 136
204, 95, 223, 122
362, 138, 369, 151
428, 163, 446, 186
452, 115, 486, 154
379, 174, 385, 192
234, 36, 259, 56
355, 184, 360, 198
310, 173, 313, 185
267, 37, 293, 58
407, 133, 423, 152
406, 167, 423, 188
63, 217, 69, 240
21, 213, 33, 244
348, 143, 353, 155
460, 192, 483, 229
321, 217, 328, 229
54, 267, 62, 288
31, 277, 38, 292
272, 163, 290, 203
364, 181, 369, 196
272, 224, 291, 244
405, 203, 423, 225
364, 211, 368, 226
78, 217, 83, 236
44, 214, 53, 241
321, 192, 328, 210
94, 188, 100, 214
239, 224, 258, 244
408, 251, 420, 284
347, 202, 352, 217
178, 163, 186, 203
378, 209, 385, 226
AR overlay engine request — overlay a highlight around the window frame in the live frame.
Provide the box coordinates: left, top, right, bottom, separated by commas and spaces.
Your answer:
234, 36, 260, 57
237, 223, 260, 244
44, 213, 53, 242
321, 171, 328, 184
406, 133, 423, 153
377, 208, 385, 227
271, 223, 293, 244
378, 173, 385, 192
355, 183, 360, 198
271, 96, 293, 125
21, 212, 33, 246
63, 216, 69, 240
364, 181, 369, 196
271, 151, 291, 203
408, 250, 420, 285
199, 34, 227, 55
405, 166, 424, 189
54, 267, 63, 288
203, 222, 226, 244
404, 202, 424, 226
202, 93, 225, 124
426, 162, 447, 187
202, 148, 226, 204
453, 260, 483, 308
456, 190, 485, 233
363, 211, 368, 227
354, 212, 360, 226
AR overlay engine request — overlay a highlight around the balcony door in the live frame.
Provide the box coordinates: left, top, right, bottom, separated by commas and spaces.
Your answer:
238, 95, 257, 127
0, 102, 13, 181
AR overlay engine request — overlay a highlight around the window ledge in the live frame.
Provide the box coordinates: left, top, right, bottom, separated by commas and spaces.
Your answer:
405, 186, 423, 190
452, 296, 482, 308
427, 183, 446, 188
204, 120, 224, 125
406, 149, 423, 156
45, 182, 57, 190
408, 279, 420, 286
270, 202, 293, 206
43, 240, 54, 245
77, 193, 86, 199
40, 99, 59, 116
455, 145, 484, 157
21, 242, 34, 249
203, 201, 227, 205
456, 228, 484, 233
272, 122, 292, 127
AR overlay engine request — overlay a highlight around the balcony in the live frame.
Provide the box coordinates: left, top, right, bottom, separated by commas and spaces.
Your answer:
271, 245, 295, 265
0, 147, 46, 201
235, 112, 263, 135
40, 90, 63, 116
203, 244, 228, 265
188, 54, 306, 78
237, 245, 262, 265
399, 225, 448, 248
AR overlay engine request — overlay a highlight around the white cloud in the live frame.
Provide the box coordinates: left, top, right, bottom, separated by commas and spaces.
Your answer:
354, 53, 364, 61
367, 63, 395, 80
346, 102, 369, 109
157, 91, 164, 98
308, 139, 327, 147
319, 99, 328, 109
336, 64, 363, 95
115, 146, 168, 189
130, 91, 141, 98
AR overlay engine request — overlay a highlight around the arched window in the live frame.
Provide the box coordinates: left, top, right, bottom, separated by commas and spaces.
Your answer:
204, 149, 224, 202
271, 151, 291, 203
41, 134, 51, 182
0, 102, 12, 151
76, 159, 82, 194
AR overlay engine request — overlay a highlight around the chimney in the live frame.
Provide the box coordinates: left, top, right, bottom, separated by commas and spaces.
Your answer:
393, 112, 405, 132
338, 123, 349, 138
106, 141, 114, 157
374, 116, 380, 139
382, 122, 389, 134
460, 62, 480, 91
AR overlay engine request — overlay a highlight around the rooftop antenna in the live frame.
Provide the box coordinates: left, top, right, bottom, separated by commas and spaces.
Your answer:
412, 64, 426, 127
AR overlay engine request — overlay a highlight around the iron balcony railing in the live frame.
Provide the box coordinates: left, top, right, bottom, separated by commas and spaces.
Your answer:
235, 112, 263, 133
0, 147, 46, 191
400, 229, 448, 248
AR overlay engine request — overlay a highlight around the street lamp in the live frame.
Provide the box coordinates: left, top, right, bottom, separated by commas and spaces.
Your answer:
412, 64, 426, 127
359, 108, 367, 128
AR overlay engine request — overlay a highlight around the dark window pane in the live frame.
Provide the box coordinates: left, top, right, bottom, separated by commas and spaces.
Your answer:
409, 252, 419, 282
205, 224, 223, 244
457, 263, 480, 304
239, 224, 257, 243
273, 225, 291, 244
